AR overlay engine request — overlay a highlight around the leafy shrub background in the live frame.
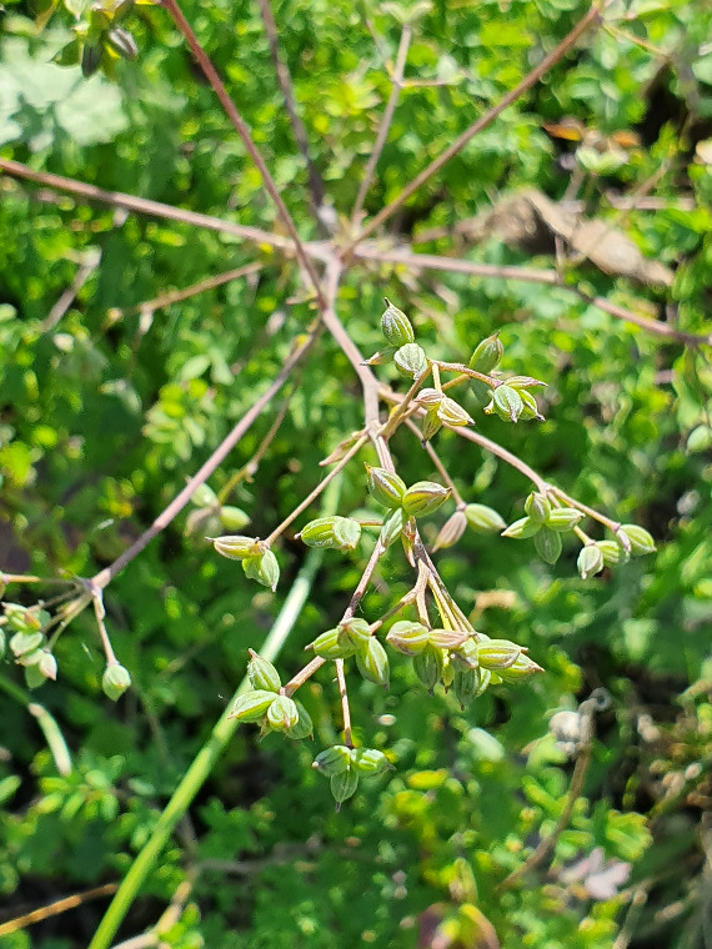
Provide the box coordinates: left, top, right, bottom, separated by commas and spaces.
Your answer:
1, 0, 712, 946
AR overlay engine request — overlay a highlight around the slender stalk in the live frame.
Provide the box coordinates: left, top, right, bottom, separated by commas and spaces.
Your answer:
89, 324, 321, 591
0, 884, 118, 937
407, 420, 465, 506
335, 658, 353, 747
263, 434, 367, 546
92, 591, 118, 666
87, 479, 341, 949
42, 250, 101, 333
256, 0, 326, 213
161, 0, 325, 307
351, 25, 412, 224
345, 2, 607, 249
0, 674, 72, 776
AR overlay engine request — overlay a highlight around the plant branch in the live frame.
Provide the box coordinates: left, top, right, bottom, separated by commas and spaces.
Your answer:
351, 24, 412, 224
353, 245, 712, 346
86, 480, 340, 949
90, 322, 322, 592
335, 658, 353, 747
160, 0, 325, 306
345, 2, 607, 249
0, 883, 118, 937
256, 0, 326, 214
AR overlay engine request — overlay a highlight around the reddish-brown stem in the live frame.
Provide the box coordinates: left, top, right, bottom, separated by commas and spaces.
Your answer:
345, 2, 606, 249
161, 0, 325, 306
335, 658, 353, 747
89, 324, 321, 591
92, 592, 117, 666
107, 261, 263, 322
0, 159, 312, 257
353, 245, 712, 347
351, 24, 412, 224
255, 0, 326, 214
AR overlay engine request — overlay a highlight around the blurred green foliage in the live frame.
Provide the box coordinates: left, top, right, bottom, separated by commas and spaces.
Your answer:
1, 0, 712, 945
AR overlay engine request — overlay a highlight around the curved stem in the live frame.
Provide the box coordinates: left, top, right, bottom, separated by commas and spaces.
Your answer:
0, 674, 72, 776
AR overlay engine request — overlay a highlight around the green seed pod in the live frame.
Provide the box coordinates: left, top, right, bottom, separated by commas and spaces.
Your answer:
286, 701, 314, 740
341, 617, 372, 648
106, 26, 138, 60
10, 631, 44, 658
364, 347, 397, 366
299, 515, 362, 551
464, 503, 506, 534
25, 664, 46, 690
597, 539, 622, 567
5, 603, 42, 633
193, 484, 219, 507
501, 516, 541, 539
102, 662, 131, 702
247, 650, 281, 692
534, 527, 563, 564
381, 298, 415, 346
498, 652, 544, 681
355, 637, 390, 687
470, 378, 493, 408
437, 395, 473, 427
312, 745, 353, 776
394, 342, 428, 379
413, 644, 444, 691
416, 387, 442, 407
330, 768, 359, 806
493, 385, 523, 422
380, 507, 407, 548
429, 628, 469, 650
518, 389, 544, 421
308, 627, 355, 660
454, 637, 479, 669
577, 544, 604, 579
212, 535, 260, 560
353, 748, 390, 776
242, 549, 280, 591
506, 375, 547, 390
38, 651, 57, 681
469, 333, 503, 373
366, 465, 407, 508
229, 688, 277, 722
620, 524, 656, 556
525, 491, 551, 524
477, 639, 522, 670
219, 506, 250, 531
18, 647, 43, 668
545, 507, 584, 532
453, 664, 481, 708
402, 481, 451, 518
266, 695, 299, 733
386, 621, 430, 656
432, 510, 467, 551
421, 407, 442, 441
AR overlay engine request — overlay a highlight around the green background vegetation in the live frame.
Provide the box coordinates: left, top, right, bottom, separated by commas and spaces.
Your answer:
1, 0, 711, 945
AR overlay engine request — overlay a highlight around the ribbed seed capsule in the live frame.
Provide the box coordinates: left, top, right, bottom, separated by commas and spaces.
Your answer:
470, 378, 492, 408
355, 637, 390, 687
501, 516, 541, 539
477, 639, 523, 670
247, 650, 281, 692
534, 527, 562, 564
421, 407, 442, 441
518, 389, 544, 421
299, 516, 361, 551
433, 510, 467, 551
341, 617, 372, 648
380, 507, 407, 548
286, 701, 314, 740
381, 299, 415, 346
266, 695, 299, 732
437, 395, 473, 427
353, 748, 390, 775
212, 535, 260, 560
106, 26, 138, 60
308, 627, 355, 660
453, 664, 482, 708
525, 492, 551, 524
330, 768, 359, 806
545, 507, 584, 532
402, 481, 451, 518
464, 503, 506, 534
469, 333, 503, 373
228, 689, 276, 722
313, 745, 353, 775
386, 621, 430, 656
492, 385, 523, 422
218, 506, 250, 531
597, 539, 622, 566
577, 544, 604, 579
429, 628, 469, 650
413, 644, 444, 691
366, 466, 406, 508
498, 653, 544, 681
620, 524, 656, 555
10, 631, 44, 657
102, 662, 131, 701
242, 549, 280, 591
394, 343, 428, 379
